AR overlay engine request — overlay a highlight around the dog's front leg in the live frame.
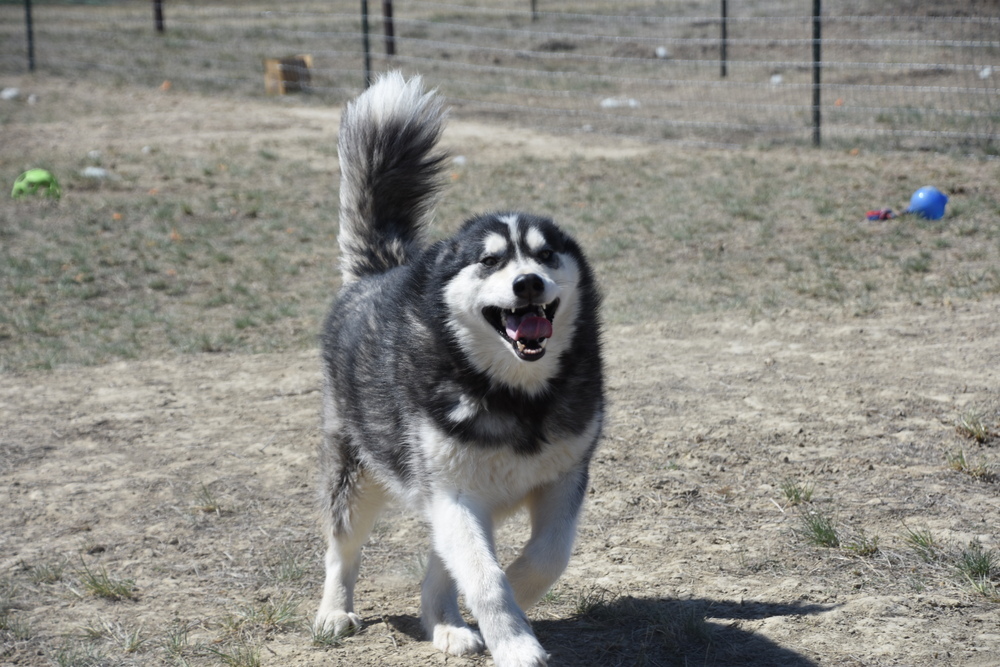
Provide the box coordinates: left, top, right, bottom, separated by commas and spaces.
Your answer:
429, 490, 548, 667
505, 464, 588, 610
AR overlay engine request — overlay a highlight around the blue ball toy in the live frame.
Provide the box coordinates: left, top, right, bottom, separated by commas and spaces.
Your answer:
906, 186, 948, 220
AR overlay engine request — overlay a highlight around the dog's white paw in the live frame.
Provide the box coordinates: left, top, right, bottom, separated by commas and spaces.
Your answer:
432, 623, 485, 656
489, 634, 549, 667
313, 609, 362, 637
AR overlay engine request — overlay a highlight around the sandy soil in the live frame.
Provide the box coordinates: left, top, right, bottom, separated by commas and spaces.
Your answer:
1, 77, 999, 667
3, 302, 999, 665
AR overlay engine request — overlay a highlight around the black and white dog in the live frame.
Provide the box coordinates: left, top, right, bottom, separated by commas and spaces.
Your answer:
315, 72, 604, 667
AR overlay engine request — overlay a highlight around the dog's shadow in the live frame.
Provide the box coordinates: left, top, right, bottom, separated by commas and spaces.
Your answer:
536, 595, 831, 666
386, 595, 832, 666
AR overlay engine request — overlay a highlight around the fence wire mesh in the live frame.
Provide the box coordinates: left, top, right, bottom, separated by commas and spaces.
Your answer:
1, 0, 997, 152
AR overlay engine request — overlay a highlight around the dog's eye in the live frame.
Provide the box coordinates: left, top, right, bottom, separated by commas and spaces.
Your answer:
481, 256, 499, 267
537, 249, 553, 262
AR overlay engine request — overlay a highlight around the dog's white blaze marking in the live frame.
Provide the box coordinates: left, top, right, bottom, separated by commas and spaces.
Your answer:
482, 232, 508, 258
525, 226, 546, 254
499, 214, 520, 240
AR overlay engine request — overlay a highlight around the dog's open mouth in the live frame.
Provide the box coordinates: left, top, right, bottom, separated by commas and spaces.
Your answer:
482, 300, 559, 361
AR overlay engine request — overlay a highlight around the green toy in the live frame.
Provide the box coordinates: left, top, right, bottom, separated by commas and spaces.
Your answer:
11, 169, 62, 199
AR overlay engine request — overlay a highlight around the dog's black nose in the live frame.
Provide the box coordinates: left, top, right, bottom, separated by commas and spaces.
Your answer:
512, 273, 545, 301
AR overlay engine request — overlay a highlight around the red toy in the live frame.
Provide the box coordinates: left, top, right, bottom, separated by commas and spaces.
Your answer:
866, 208, 896, 221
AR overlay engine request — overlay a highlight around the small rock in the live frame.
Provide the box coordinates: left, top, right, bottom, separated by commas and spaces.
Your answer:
600, 97, 640, 109
0, 87, 20, 101
81, 166, 119, 180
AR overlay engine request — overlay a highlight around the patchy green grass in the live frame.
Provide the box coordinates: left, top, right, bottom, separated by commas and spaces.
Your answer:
844, 530, 881, 558
573, 584, 620, 617
799, 511, 841, 548
956, 540, 1000, 601
310, 623, 350, 648
193, 481, 224, 515
0, 578, 31, 644
160, 622, 193, 663
904, 525, 941, 563
208, 640, 262, 667
780, 478, 814, 506
220, 593, 302, 638
51, 641, 109, 667
957, 539, 997, 582
28, 559, 67, 585
80, 618, 147, 654
946, 450, 996, 483
956, 408, 997, 444
77, 561, 137, 602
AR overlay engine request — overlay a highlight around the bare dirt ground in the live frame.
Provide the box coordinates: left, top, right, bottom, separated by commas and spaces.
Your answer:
3, 303, 999, 666
1, 77, 999, 667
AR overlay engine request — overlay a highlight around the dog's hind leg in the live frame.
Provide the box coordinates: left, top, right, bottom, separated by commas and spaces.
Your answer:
506, 464, 589, 611
421, 548, 486, 656
315, 433, 386, 637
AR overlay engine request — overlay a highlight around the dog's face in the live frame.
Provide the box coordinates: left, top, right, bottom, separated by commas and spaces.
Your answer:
441, 213, 581, 393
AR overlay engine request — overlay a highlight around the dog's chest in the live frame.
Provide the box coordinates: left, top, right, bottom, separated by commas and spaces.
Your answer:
416, 413, 598, 507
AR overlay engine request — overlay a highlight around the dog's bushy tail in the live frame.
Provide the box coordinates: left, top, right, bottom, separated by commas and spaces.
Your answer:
336, 71, 447, 283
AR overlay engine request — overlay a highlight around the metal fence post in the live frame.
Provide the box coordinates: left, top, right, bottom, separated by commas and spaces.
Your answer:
812, 0, 822, 146
24, 0, 35, 72
153, 0, 165, 33
720, 0, 727, 78
383, 0, 395, 56
361, 0, 372, 87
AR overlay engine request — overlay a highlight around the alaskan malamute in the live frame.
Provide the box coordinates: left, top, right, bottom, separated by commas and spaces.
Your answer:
314, 72, 604, 667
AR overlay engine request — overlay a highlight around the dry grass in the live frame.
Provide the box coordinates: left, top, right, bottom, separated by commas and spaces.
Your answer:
956, 408, 998, 444
946, 450, 997, 483
1, 81, 998, 372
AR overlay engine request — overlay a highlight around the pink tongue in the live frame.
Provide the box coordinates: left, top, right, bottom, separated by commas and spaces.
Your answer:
510, 315, 552, 341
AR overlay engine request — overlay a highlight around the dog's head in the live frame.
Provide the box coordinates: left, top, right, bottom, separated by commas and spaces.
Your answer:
438, 213, 584, 393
